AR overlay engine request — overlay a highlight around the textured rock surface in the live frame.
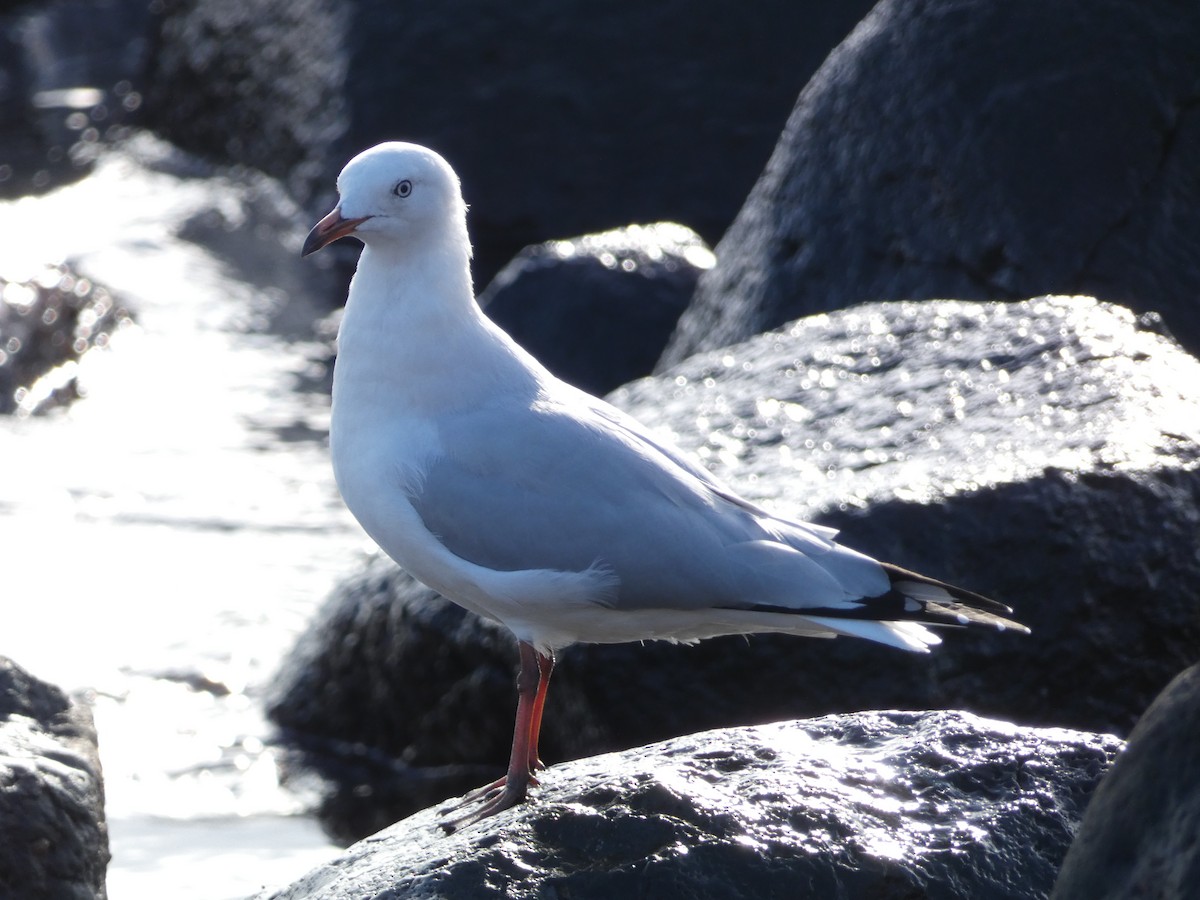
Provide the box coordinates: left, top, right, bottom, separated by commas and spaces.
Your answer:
479, 223, 713, 395
269, 296, 1200, 840
1052, 663, 1200, 900
615, 297, 1200, 737
662, 0, 1200, 366
0, 265, 131, 415
0, 657, 109, 898
269, 559, 601, 844
141, 0, 347, 203
259, 711, 1121, 900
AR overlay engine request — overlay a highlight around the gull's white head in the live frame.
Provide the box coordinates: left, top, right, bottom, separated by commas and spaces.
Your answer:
301, 142, 469, 259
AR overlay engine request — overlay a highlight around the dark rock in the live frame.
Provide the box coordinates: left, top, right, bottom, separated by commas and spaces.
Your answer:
258, 711, 1122, 900
269, 296, 1200, 840
268, 557, 612, 844
141, 0, 347, 204
0, 264, 132, 415
0, 656, 109, 899
615, 297, 1200, 739
1052, 663, 1200, 900
661, 0, 1200, 367
0, 0, 153, 198
331, 0, 876, 286
478, 223, 713, 395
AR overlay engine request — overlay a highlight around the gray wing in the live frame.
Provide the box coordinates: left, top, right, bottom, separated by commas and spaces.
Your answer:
581, 391, 840, 537
410, 394, 887, 611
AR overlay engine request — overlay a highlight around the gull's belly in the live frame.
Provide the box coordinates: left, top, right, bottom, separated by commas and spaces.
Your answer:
330, 403, 454, 578
333, 447, 507, 624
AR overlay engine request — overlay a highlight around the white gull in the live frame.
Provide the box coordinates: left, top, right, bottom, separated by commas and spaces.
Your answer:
301, 142, 1028, 831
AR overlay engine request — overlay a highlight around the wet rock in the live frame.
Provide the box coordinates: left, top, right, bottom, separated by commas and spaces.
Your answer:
0, 264, 131, 415
662, 0, 1200, 366
330, 0, 878, 285
615, 297, 1200, 739
258, 711, 1121, 900
0, 656, 109, 898
0, 0, 153, 198
268, 557, 609, 844
270, 295, 1197, 835
1052, 663, 1200, 900
479, 223, 713, 395
141, 0, 347, 204
269, 296, 1199, 840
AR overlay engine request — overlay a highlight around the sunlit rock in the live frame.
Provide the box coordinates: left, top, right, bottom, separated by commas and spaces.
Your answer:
257, 710, 1121, 900
269, 295, 1200, 842
0, 657, 108, 897
479, 223, 712, 395
616, 297, 1200, 736
0, 265, 132, 416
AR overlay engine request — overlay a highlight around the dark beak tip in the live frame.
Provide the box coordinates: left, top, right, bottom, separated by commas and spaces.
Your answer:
300, 228, 323, 258
300, 209, 370, 259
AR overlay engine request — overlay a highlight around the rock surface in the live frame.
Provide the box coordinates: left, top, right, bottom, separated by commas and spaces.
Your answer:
259, 711, 1121, 900
0, 657, 108, 898
0, 265, 131, 415
0, 0, 152, 197
269, 296, 1200, 840
4, 0, 876, 281
479, 223, 713, 395
1052, 663, 1200, 900
662, 0, 1200, 366
615, 297, 1200, 738
141, 0, 347, 205
328, 0, 876, 284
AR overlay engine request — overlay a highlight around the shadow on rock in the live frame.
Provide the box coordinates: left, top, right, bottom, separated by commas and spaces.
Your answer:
1052, 663, 1200, 900
662, 0, 1200, 365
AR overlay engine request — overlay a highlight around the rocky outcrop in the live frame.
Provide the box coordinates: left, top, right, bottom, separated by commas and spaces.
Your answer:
0, 657, 108, 898
662, 0, 1200, 366
3, 0, 876, 284
0, 265, 130, 415
125, 0, 876, 283
259, 711, 1121, 900
0, 0, 152, 198
268, 295, 1200, 840
327, 0, 876, 283
479, 223, 712, 395
615, 297, 1200, 737
141, 0, 347, 205
1052, 663, 1200, 900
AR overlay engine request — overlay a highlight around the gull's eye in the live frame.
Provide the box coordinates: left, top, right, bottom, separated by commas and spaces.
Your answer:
393, 179, 413, 198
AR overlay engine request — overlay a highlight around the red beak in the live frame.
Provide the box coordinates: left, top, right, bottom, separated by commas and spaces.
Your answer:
301, 209, 372, 257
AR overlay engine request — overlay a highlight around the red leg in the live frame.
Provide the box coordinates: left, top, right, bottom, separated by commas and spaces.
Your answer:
526, 649, 555, 773
440, 640, 549, 832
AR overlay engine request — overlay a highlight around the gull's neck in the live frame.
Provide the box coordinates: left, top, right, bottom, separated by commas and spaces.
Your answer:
333, 234, 548, 419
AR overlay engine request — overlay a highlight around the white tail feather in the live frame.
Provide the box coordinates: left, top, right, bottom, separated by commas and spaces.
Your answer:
804, 616, 943, 653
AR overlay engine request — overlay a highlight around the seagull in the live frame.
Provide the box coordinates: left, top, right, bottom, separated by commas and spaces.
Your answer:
301, 142, 1028, 832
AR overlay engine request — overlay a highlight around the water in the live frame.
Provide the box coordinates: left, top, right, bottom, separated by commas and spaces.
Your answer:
0, 136, 363, 897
